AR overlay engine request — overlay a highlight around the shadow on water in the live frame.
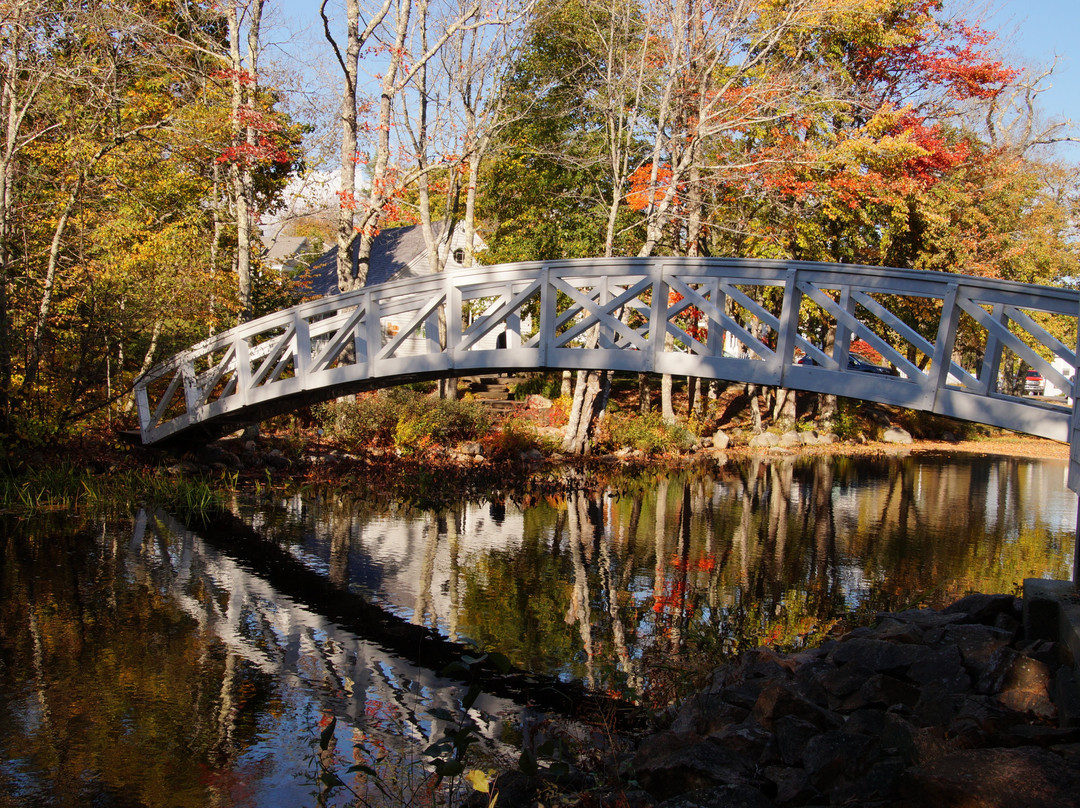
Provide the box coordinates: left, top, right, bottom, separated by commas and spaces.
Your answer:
0, 452, 1075, 807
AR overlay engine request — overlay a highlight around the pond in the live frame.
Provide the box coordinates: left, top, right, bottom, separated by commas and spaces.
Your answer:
0, 452, 1075, 807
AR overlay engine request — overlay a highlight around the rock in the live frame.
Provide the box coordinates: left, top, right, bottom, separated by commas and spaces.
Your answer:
944, 593, 1021, 625
712, 429, 730, 450
867, 617, 925, 644
654, 784, 774, 808
882, 427, 913, 444
526, 394, 553, 409
708, 722, 774, 762
774, 715, 820, 765
748, 432, 779, 448
762, 764, 814, 805
906, 646, 971, 694
995, 655, 1056, 719
827, 637, 933, 674
942, 623, 1015, 679
633, 732, 754, 800
265, 449, 289, 468
520, 448, 544, 464
817, 432, 838, 444
802, 730, 875, 790
778, 431, 803, 448
751, 682, 837, 731
896, 747, 1080, 808
820, 661, 875, 702
671, 693, 747, 736
198, 445, 241, 469
880, 713, 950, 766
462, 441, 483, 456
839, 672, 922, 712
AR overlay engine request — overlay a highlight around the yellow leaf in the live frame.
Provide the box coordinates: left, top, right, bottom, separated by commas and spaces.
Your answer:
464, 769, 490, 794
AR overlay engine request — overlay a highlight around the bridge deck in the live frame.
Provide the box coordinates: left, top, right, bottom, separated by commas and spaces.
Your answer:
134, 258, 1080, 490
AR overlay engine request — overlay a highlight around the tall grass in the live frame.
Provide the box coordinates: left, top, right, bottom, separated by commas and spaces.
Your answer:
0, 464, 225, 516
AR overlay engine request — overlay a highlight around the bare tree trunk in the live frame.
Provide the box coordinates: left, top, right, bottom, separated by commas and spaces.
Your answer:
638, 372, 650, 413
226, 0, 263, 322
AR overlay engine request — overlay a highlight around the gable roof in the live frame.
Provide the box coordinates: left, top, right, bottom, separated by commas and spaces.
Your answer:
306, 222, 453, 297
263, 235, 311, 267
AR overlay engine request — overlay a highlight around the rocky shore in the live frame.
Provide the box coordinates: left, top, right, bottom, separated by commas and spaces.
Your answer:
497, 592, 1080, 808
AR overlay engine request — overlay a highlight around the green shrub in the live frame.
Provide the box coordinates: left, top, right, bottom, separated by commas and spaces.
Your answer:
596, 411, 696, 455
510, 373, 564, 400
317, 388, 492, 452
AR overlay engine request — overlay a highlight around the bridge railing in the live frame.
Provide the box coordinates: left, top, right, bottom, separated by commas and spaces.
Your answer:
134, 257, 1080, 487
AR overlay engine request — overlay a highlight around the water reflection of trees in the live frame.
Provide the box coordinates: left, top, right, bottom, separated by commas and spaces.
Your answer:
330, 456, 1068, 702
216, 455, 1072, 705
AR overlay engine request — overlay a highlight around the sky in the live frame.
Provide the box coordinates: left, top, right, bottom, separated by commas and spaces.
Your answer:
272, 0, 1080, 163
973, 0, 1080, 161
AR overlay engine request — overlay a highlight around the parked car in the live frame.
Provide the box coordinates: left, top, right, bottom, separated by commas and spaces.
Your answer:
797, 354, 898, 376
1024, 369, 1045, 395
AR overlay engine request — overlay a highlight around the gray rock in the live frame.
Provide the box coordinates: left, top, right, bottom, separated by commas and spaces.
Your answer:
655, 784, 775, 808
633, 732, 754, 800
802, 730, 875, 788
839, 673, 922, 712
828, 637, 933, 674
995, 655, 1056, 719
751, 682, 838, 731
942, 623, 1015, 677
762, 764, 814, 805
880, 713, 949, 766
944, 593, 1021, 626
867, 617, 925, 644
896, 746, 1080, 808
748, 432, 779, 448
882, 427, 913, 444
774, 715, 820, 765
520, 448, 544, 464
778, 431, 803, 448
906, 646, 971, 694
712, 429, 730, 450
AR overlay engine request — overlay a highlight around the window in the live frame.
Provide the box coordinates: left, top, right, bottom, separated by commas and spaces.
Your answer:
453, 248, 465, 264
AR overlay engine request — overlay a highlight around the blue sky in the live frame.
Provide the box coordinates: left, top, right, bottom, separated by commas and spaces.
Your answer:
976, 0, 1080, 161
275, 0, 1079, 163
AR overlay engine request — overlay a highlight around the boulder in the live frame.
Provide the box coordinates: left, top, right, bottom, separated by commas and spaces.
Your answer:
748, 432, 780, 448
882, 427, 913, 444
633, 732, 754, 801
896, 747, 1080, 808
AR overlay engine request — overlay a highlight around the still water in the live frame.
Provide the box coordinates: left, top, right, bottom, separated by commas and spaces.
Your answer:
1, 453, 1075, 807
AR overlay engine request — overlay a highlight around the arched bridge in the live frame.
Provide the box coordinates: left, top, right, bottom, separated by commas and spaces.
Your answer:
134, 257, 1080, 490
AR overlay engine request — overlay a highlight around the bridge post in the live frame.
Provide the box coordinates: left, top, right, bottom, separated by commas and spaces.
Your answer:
775, 267, 802, 377
538, 264, 554, 366
648, 264, 666, 373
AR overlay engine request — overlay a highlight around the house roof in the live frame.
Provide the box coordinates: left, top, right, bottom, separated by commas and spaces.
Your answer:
263, 235, 310, 266
306, 223, 449, 297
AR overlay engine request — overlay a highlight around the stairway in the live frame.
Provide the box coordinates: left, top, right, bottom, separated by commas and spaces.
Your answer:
464, 375, 528, 411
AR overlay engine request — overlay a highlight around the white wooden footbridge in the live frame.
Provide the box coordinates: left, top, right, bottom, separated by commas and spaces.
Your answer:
134, 257, 1080, 490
